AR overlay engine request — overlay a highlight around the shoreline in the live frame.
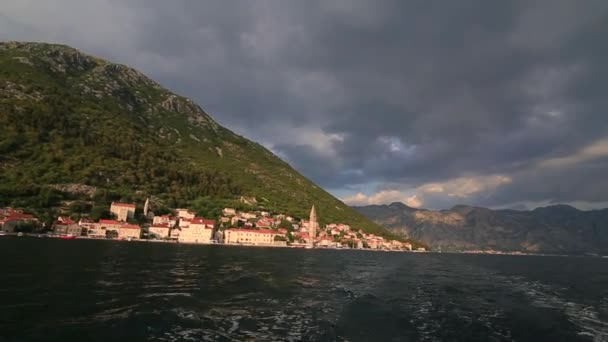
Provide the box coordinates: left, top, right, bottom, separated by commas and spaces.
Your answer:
2, 233, 416, 253
3, 233, 605, 257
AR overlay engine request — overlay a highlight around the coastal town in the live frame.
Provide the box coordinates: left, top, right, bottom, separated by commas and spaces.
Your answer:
0, 200, 422, 251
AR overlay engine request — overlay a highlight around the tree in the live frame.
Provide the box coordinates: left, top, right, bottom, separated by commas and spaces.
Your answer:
69, 201, 91, 215
90, 205, 113, 221
278, 219, 294, 232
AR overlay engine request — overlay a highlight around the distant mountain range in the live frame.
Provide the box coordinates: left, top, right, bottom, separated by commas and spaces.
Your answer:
354, 202, 608, 254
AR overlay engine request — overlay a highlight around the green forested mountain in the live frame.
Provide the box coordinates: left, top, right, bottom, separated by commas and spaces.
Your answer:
0, 41, 403, 239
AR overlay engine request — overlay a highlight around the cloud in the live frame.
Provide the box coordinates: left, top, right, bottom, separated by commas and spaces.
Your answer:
344, 191, 422, 208
2, 1, 608, 209
537, 138, 608, 169
344, 175, 511, 209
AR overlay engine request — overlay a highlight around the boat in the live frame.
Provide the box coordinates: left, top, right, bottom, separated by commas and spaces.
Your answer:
0, 231, 6, 236
17, 232, 24, 237
60, 235, 76, 240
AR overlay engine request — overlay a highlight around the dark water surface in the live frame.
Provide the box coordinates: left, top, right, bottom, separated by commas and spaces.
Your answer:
1, 237, 607, 341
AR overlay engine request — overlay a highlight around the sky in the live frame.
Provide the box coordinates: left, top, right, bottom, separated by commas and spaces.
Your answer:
2, 0, 608, 210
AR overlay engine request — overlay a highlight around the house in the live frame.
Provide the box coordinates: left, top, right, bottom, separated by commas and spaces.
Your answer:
239, 212, 257, 220
224, 229, 281, 246
78, 218, 94, 230
53, 217, 82, 236
178, 218, 215, 244
110, 202, 136, 222
152, 215, 177, 227
355, 239, 364, 249
298, 233, 312, 245
190, 217, 216, 229
337, 224, 351, 231
179, 218, 192, 228
222, 208, 236, 216
256, 218, 273, 228
176, 209, 195, 220
1, 212, 38, 232
318, 237, 335, 247
390, 240, 403, 249
118, 223, 141, 240
149, 224, 171, 239
89, 219, 122, 238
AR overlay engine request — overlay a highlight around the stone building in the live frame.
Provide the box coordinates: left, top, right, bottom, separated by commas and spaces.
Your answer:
110, 202, 136, 222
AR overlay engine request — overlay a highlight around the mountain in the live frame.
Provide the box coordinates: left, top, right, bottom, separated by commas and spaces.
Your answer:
0, 41, 398, 239
354, 202, 608, 254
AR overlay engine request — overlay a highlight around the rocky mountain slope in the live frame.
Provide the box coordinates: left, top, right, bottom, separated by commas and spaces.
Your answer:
354, 202, 608, 253
0, 41, 398, 238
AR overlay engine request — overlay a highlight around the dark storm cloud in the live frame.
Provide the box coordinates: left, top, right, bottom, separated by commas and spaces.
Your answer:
2, 0, 608, 209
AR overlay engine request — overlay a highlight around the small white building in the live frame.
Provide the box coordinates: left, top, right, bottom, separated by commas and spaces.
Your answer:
222, 208, 236, 216
149, 224, 171, 239
176, 209, 196, 220
152, 215, 177, 227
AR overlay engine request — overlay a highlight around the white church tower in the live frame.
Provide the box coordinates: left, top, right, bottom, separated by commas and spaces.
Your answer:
143, 198, 150, 217
308, 205, 319, 247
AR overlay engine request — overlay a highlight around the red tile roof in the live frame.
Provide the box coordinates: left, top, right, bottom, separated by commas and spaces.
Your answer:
6, 213, 36, 221
226, 229, 278, 235
99, 219, 121, 225
191, 217, 216, 226
120, 224, 141, 229
57, 217, 76, 225
111, 202, 136, 208
151, 224, 171, 228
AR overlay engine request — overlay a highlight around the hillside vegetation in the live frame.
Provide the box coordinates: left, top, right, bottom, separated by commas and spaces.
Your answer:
0, 41, 407, 241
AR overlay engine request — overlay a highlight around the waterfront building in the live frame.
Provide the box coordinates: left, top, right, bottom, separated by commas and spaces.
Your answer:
53, 217, 82, 236
318, 237, 335, 247
110, 202, 136, 222
224, 229, 281, 245
149, 224, 171, 239
78, 218, 94, 230
88, 219, 122, 238
0, 212, 38, 232
118, 223, 141, 239
178, 218, 215, 244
